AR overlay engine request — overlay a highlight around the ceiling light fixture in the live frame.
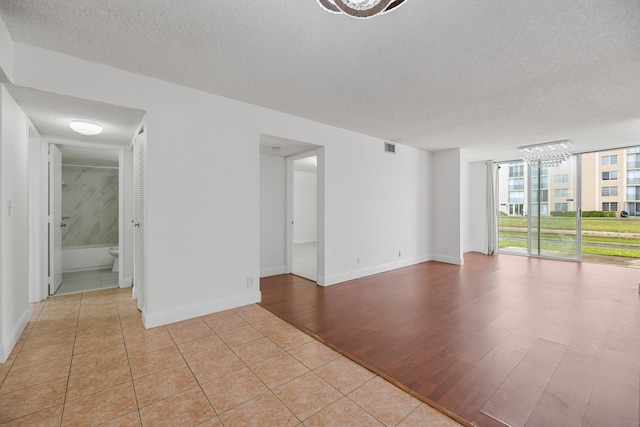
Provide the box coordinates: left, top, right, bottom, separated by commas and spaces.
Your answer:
317, 0, 407, 19
519, 140, 573, 167
69, 120, 103, 136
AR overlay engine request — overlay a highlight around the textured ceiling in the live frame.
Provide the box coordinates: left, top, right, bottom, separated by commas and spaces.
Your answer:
6, 84, 145, 145
0, 1, 639, 161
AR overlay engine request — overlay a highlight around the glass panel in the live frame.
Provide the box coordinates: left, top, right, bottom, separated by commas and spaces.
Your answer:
533, 156, 579, 259
498, 162, 528, 255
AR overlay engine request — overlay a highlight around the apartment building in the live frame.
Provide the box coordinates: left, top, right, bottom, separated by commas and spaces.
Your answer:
500, 146, 640, 217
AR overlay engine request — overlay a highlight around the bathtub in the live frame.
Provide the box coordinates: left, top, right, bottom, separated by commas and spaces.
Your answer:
62, 245, 116, 272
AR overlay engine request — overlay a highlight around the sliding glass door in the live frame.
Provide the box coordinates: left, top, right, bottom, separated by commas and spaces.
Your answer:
498, 156, 581, 260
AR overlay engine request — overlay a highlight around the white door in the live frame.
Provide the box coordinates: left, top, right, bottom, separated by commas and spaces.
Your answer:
48, 144, 63, 295
288, 153, 318, 281
133, 130, 146, 311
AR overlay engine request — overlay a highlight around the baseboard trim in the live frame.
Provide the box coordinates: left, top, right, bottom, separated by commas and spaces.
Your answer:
260, 266, 286, 278
119, 277, 133, 288
0, 305, 33, 363
321, 254, 431, 287
142, 291, 262, 329
431, 254, 464, 265
464, 245, 486, 254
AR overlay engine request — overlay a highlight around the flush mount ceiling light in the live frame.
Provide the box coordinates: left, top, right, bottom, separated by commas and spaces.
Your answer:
69, 120, 103, 136
519, 140, 573, 167
317, 0, 407, 19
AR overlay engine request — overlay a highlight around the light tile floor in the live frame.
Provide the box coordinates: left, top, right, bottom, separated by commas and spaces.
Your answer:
55, 269, 119, 295
0, 288, 461, 426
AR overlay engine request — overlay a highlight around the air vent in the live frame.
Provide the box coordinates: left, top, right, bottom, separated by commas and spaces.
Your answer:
384, 142, 396, 154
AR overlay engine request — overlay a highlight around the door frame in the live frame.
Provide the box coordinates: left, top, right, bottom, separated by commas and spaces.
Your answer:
285, 148, 325, 284
30, 136, 126, 301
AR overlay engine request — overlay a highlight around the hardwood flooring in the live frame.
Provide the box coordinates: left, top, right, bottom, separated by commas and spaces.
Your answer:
260, 252, 640, 427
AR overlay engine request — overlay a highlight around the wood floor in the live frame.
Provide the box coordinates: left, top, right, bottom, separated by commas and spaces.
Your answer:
260, 252, 640, 427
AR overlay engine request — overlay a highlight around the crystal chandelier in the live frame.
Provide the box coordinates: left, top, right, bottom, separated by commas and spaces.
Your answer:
317, 0, 407, 19
519, 140, 573, 167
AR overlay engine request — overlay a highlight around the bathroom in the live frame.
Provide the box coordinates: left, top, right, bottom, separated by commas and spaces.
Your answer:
55, 145, 120, 295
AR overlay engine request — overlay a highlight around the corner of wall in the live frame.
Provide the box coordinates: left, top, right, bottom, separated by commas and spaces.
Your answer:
141, 291, 261, 329
0, 305, 31, 363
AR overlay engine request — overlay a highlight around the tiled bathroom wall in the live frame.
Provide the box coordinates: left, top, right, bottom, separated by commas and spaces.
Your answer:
62, 166, 119, 248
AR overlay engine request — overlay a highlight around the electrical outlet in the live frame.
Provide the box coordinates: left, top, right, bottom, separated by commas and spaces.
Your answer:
357, 257, 361, 265
398, 251, 402, 257
246, 277, 254, 288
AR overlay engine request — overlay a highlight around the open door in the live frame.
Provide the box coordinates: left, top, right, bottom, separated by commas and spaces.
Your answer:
287, 152, 319, 282
133, 129, 146, 311
48, 144, 63, 295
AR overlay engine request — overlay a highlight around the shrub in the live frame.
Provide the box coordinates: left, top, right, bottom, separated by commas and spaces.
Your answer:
581, 211, 616, 218
550, 211, 577, 217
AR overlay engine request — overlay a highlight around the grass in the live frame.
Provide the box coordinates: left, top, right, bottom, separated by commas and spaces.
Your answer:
499, 215, 640, 258
499, 216, 640, 233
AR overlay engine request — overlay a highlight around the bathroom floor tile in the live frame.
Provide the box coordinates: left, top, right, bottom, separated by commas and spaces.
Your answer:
138, 387, 215, 427
201, 367, 268, 413
166, 319, 214, 344
304, 397, 383, 427
0, 378, 67, 424
217, 324, 263, 348
398, 403, 462, 427
348, 377, 421, 426
73, 330, 124, 355
129, 346, 185, 379
218, 392, 298, 426
315, 356, 376, 394
124, 330, 175, 357
266, 326, 315, 350
0, 357, 71, 395
273, 371, 342, 421
187, 348, 246, 383
204, 313, 249, 333
133, 364, 198, 408
288, 340, 340, 370
251, 352, 309, 389
0, 405, 64, 427
234, 305, 277, 324
177, 334, 228, 363
62, 382, 137, 426
67, 359, 131, 401
231, 336, 283, 365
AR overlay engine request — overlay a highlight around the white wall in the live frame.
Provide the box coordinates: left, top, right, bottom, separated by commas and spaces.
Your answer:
0, 84, 31, 362
466, 160, 488, 253
293, 170, 317, 244
431, 149, 463, 264
260, 154, 285, 277
10, 42, 434, 327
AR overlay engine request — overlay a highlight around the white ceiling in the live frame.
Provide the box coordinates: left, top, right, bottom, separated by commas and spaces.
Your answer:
0, 1, 639, 161
5, 84, 145, 146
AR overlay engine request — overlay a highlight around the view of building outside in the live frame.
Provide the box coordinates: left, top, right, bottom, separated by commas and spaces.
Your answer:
498, 146, 640, 266
500, 146, 640, 218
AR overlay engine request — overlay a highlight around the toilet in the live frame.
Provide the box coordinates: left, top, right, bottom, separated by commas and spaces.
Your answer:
109, 247, 119, 272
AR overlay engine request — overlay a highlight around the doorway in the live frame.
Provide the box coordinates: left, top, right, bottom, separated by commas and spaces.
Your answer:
47, 142, 124, 295
289, 153, 318, 281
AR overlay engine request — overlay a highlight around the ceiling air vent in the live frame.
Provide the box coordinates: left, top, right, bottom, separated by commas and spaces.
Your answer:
384, 142, 396, 154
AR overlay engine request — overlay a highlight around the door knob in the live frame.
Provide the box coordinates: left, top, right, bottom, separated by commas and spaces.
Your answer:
134, 222, 140, 227
60, 223, 66, 228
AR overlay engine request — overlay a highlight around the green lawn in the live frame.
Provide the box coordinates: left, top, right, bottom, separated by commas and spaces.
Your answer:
499, 216, 640, 258
499, 216, 640, 233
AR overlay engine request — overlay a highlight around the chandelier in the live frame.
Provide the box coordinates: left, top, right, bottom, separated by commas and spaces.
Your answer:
519, 140, 573, 167
317, 0, 407, 19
